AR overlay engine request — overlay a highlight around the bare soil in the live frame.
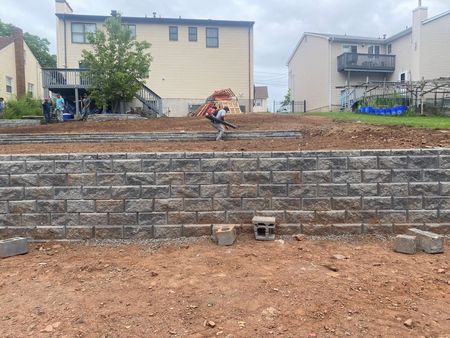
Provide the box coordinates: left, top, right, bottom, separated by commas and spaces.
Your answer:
1, 235, 449, 338
0, 114, 449, 154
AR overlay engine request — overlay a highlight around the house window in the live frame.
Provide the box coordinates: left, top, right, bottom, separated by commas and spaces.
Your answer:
27, 83, 34, 96
368, 45, 380, 55
188, 27, 197, 42
387, 44, 392, 54
5, 77, 13, 94
71, 23, 96, 43
169, 26, 178, 41
123, 24, 136, 39
206, 27, 219, 48
342, 45, 357, 53
255, 99, 262, 107
400, 73, 406, 83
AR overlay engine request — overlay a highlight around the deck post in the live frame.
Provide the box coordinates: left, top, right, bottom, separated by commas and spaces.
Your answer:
75, 87, 80, 117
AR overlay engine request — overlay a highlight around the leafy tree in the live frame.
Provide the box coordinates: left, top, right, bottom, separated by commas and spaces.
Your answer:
0, 20, 14, 36
281, 89, 292, 107
0, 19, 56, 67
81, 15, 152, 113
23, 33, 56, 67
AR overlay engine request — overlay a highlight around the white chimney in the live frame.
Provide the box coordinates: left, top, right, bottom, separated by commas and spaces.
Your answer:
55, 0, 73, 14
411, 0, 428, 80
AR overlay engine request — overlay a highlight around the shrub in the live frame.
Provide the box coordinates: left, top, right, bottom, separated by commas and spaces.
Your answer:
3, 95, 42, 119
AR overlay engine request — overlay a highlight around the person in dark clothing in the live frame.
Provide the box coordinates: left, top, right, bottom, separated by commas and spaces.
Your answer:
42, 98, 52, 123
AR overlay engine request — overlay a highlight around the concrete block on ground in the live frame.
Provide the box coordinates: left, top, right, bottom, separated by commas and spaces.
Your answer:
252, 216, 276, 241
407, 228, 444, 254
394, 235, 417, 255
212, 224, 237, 246
0, 237, 28, 258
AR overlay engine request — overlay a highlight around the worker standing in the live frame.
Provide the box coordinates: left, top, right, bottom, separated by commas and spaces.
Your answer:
212, 106, 229, 141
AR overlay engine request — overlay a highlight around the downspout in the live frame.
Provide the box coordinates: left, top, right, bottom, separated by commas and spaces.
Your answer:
63, 15, 68, 68
248, 25, 253, 113
328, 37, 332, 111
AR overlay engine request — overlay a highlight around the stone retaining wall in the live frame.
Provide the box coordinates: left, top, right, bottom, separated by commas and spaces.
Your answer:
0, 149, 449, 241
0, 120, 41, 128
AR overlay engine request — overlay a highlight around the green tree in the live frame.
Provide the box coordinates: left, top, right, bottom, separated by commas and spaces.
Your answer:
0, 19, 56, 67
0, 20, 14, 36
81, 15, 152, 113
281, 89, 291, 107
23, 33, 57, 67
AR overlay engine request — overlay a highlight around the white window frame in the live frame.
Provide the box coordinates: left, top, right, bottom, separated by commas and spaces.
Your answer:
6, 77, 13, 94
188, 27, 197, 42
27, 83, 34, 96
206, 27, 219, 48
342, 45, 357, 53
123, 24, 136, 39
71, 22, 97, 44
368, 45, 380, 55
169, 26, 178, 41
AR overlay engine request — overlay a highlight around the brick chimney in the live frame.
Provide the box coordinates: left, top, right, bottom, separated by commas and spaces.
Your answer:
13, 28, 26, 97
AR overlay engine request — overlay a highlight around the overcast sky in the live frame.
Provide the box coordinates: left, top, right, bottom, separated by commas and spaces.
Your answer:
1, 0, 449, 103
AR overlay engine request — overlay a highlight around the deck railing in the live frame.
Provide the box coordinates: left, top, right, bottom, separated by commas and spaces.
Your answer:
337, 53, 395, 73
42, 68, 92, 89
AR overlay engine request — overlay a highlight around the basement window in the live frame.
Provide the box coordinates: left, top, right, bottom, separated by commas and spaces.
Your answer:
169, 26, 178, 41
71, 23, 96, 43
206, 27, 219, 48
6, 77, 12, 94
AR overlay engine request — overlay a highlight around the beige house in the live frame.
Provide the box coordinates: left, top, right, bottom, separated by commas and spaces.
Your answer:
287, 2, 450, 112
0, 27, 43, 102
253, 86, 268, 112
54, 0, 254, 116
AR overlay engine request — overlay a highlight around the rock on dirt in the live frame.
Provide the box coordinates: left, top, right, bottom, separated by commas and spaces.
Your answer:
293, 234, 306, 241
332, 254, 347, 260
404, 319, 414, 328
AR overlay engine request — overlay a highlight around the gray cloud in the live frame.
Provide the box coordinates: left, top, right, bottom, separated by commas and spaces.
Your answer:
1, 0, 448, 101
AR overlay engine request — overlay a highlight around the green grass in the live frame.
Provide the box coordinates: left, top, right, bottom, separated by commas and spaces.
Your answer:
307, 112, 450, 129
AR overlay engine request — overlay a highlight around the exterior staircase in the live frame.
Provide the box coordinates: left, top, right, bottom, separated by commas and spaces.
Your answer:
135, 84, 164, 117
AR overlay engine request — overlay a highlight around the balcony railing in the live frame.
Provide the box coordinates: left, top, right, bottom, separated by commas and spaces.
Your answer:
42, 68, 92, 89
337, 53, 395, 73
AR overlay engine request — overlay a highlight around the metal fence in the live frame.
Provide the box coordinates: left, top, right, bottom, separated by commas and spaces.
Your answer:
273, 100, 307, 113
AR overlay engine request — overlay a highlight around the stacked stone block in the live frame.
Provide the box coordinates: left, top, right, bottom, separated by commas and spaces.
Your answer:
0, 148, 449, 240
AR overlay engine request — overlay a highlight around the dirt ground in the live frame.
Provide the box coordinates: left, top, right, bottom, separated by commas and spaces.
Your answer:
0, 114, 449, 154
0, 235, 449, 338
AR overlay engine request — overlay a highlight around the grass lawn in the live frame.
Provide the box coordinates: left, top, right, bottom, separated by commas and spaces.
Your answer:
307, 112, 450, 129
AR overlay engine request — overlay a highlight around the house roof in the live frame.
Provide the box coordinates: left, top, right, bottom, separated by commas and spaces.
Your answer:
384, 27, 412, 43
254, 86, 268, 99
423, 9, 450, 25
0, 36, 14, 51
56, 13, 254, 28
308, 32, 386, 45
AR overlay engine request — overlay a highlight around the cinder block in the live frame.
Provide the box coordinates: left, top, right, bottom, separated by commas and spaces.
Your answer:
212, 224, 237, 246
0, 237, 28, 258
394, 235, 417, 254
407, 228, 444, 254
252, 216, 276, 241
